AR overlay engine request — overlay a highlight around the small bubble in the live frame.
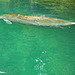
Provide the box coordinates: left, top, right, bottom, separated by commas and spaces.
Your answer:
42, 51, 47, 54
35, 59, 38, 62
42, 52, 44, 53
40, 60, 43, 62
43, 63, 45, 65
38, 73, 47, 75
40, 65, 44, 70
34, 64, 39, 70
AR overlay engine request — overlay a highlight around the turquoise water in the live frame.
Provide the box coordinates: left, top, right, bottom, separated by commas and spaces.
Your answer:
0, 0, 75, 75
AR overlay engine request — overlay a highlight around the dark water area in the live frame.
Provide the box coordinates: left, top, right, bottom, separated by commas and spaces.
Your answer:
0, 0, 75, 75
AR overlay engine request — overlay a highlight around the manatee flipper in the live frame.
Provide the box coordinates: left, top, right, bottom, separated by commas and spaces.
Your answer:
3, 19, 12, 24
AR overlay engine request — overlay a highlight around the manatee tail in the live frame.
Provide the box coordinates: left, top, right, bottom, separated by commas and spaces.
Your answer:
71, 22, 75, 24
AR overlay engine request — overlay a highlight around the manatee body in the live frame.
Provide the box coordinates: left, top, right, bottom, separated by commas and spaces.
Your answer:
0, 14, 75, 27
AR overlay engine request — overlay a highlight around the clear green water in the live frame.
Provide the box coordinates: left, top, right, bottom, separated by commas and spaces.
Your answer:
0, 0, 75, 75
